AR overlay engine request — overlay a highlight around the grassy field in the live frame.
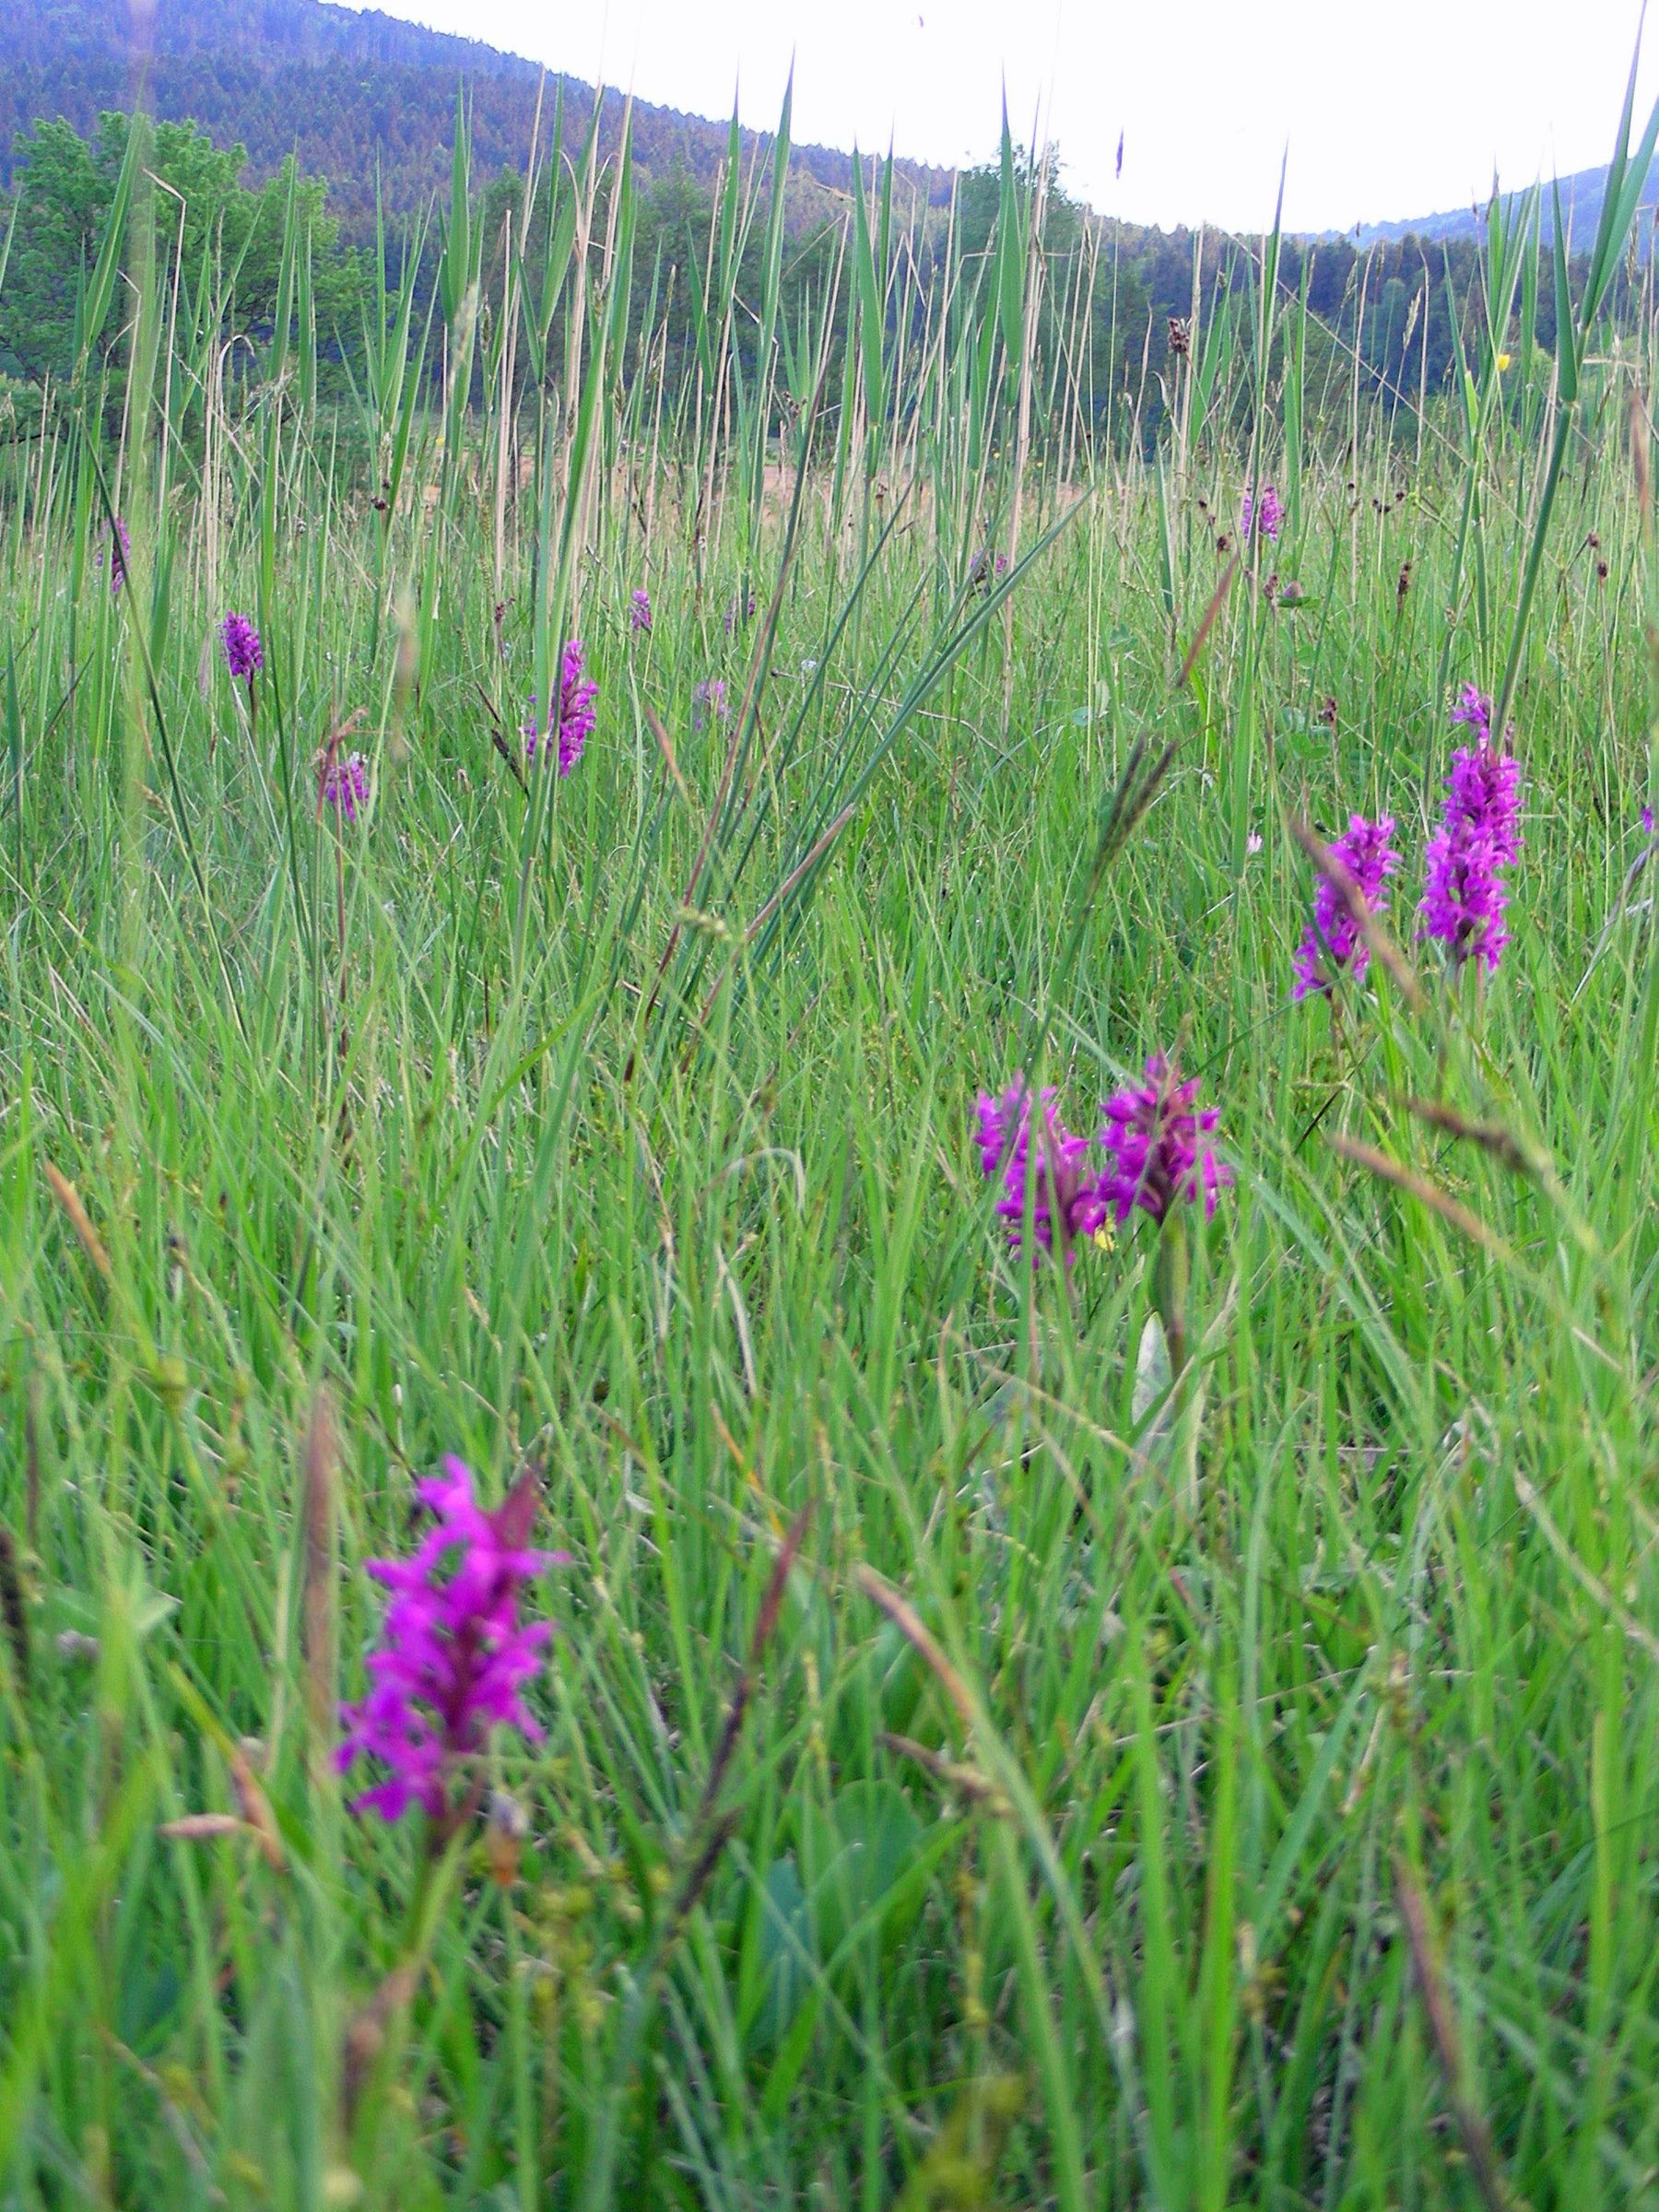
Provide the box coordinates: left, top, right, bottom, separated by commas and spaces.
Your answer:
5, 67, 1659, 2212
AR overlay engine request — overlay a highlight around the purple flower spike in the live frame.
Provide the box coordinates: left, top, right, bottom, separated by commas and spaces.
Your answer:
322, 752, 368, 822
556, 641, 598, 774
337, 1458, 561, 1826
975, 1080, 1109, 1265
523, 641, 598, 776
1241, 483, 1283, 544
1099, 1055, 1230, 1226
630, 588, 652, 635
1418, 695, 1523, 973
1450, 683, 1492, 744
220, 611, 264, 682
1292, 812, 1401, 999
974, 1083, 1039, 1179
108, 518, 131, 596
724, 590, 758, 635
692, 678, 729, 732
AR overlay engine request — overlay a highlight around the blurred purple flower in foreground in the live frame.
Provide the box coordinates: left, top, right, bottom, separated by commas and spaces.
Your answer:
1419, 688, 1523, 973
220, 611, 264, 682
338, 1458, 559, 1826
1099, 1055, 1230, 1226
1292, 812, 1401, 1000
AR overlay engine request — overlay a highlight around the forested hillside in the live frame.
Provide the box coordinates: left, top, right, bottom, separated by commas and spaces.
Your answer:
0, 109, 1529, 445
2, 0, 956, 225
0, 0, 1600, 441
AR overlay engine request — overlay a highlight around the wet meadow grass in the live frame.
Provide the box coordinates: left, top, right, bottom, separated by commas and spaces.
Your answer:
4, 68, 1659, 2212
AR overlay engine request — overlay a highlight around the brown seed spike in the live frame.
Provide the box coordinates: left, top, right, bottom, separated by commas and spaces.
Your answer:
1403, 1096, 1544, 1180
490, 1462, 545, 1554
43, 1162, 112, 1282
229, 1741, 287, 1873
342, 1962, 418, 2134
1395, 1857, 1514, 2212
159, 1814, 246, 1844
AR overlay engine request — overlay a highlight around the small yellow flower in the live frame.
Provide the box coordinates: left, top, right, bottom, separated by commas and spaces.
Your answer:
1092, 1223, 1117, 1255
1496, 351, 1512, 373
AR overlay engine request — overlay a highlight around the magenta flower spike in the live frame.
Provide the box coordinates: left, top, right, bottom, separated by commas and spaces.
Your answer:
220, 612, 264, 682
974, 1083, 1037, 1179
1241, 483, 1283, 544
1099, 1055, 1230, 1226
974, 1080, 1109, 1265
1418, 690, 1523, 973
1450, 683, 1492, 742
1292, 812, 1402, 999
523, 641, 598, 776
338, 1458, 561, 1827
629, 588, 653, 635
692, 678, 729, 732
108, 518, 131, 596
321, 752, 368, 822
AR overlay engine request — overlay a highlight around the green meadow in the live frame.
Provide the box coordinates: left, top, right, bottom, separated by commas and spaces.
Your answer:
4, 59, 1659, 2212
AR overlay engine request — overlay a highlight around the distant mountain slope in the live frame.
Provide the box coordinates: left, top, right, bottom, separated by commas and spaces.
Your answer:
2, 0, 958, 227
15, 0, 1638, 269
1354, 159, 1659, 250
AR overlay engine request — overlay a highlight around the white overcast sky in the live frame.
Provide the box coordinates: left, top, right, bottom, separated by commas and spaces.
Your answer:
335, 0, 1657, 233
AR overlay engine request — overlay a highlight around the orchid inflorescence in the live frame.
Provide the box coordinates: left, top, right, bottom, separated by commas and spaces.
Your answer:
338, 1458, 562, 1829
976, 1056, 1230, 1267
1288, 683, 1524, 997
